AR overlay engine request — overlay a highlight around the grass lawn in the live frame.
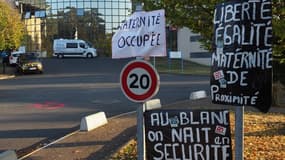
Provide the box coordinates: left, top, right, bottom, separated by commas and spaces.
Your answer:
148, 57, 210, 75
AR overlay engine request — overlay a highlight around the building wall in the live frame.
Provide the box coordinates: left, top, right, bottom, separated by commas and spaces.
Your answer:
24, 16, 44, 51
177, 27, 211, 66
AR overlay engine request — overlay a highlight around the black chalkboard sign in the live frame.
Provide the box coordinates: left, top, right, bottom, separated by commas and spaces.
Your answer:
211, 0, 273, 113
145, 110, 232, 160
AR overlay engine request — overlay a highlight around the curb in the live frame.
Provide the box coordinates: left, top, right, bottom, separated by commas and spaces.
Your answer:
80, 112, 108, 131
18, 111, 109, 159
0, 150, 18, 160
0, 75, 15, 80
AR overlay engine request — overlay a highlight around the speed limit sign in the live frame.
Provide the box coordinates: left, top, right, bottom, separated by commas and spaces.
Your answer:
120, 60, 160, 103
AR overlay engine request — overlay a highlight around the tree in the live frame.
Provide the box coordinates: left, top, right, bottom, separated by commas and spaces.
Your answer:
142, 0, 285, 63
272, 0, 285, 63
0, 2, 25, 51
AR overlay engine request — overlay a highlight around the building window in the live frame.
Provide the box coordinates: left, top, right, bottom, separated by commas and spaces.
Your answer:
35, 10, 46, 18
20, 0, 133, 56
190, 52, 211, 58
24, 12, 31, 19
77, 8, 84, 16
190, 35, 202, 42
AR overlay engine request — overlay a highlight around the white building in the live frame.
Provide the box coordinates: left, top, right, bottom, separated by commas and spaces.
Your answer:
177, 27, 211, 66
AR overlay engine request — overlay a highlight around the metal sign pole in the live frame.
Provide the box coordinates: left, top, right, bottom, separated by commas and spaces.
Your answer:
181, 58, 184, 73
235, 106, 244, 160
137, 99, 161, 160
137, 104, 145, 160
135, 2, 145, 156
153, 56, 156, 69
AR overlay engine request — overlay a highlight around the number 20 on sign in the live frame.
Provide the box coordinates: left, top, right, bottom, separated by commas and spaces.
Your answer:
120, 60, 160, 103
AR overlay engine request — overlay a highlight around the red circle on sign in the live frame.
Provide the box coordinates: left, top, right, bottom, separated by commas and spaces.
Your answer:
120, 60, 159, 102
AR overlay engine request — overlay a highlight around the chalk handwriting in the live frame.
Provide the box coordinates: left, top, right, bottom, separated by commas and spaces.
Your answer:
145, 110, 233, 160
150, 111, 229, 126
210, 0, 272, 112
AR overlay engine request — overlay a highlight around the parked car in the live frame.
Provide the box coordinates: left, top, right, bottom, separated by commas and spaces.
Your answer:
9, 51, 24, 65
16, 53, 43, 74
53, 39, 97, 58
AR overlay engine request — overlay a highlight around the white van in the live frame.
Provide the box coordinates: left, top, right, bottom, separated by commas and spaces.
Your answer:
53, 39, 97, 58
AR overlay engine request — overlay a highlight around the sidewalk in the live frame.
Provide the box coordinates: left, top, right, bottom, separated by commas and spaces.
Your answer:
18, 98, 285, 160
21, 114, 137, 160
0, 64, 16, 80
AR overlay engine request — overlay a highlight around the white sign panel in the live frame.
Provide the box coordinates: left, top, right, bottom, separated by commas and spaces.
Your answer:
112, 9, 166, 59
169, 51, 182, 59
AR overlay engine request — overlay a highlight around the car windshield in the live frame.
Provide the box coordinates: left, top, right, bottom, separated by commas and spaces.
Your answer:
85, 41, 93, 48
21, 54, 39, 62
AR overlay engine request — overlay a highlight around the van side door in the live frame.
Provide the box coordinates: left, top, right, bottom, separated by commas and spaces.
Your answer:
66, 43, 80, 56
79, 43, 87, 55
